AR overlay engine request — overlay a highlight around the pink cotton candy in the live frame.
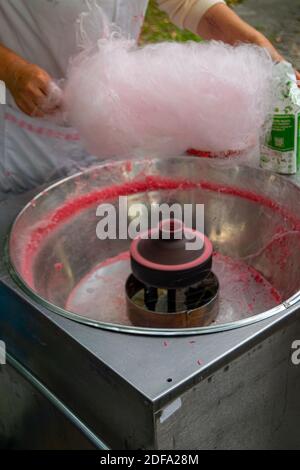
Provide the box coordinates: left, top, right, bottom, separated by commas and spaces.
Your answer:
64, 39, 275, 161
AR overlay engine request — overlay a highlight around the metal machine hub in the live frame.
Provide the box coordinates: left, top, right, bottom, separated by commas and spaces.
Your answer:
126, 218, 219, 328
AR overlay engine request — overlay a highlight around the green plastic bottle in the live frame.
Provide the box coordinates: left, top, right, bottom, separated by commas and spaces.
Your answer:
261, 61, 300, 175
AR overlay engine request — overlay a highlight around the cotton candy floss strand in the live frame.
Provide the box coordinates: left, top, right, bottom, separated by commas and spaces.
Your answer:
64, 38, 275, 162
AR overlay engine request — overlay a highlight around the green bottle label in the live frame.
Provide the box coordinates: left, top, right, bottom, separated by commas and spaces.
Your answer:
267, 114, 295, 152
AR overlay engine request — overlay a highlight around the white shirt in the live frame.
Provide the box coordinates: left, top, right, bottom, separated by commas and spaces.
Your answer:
0, 0, 225, 79
0, 0, 147, 80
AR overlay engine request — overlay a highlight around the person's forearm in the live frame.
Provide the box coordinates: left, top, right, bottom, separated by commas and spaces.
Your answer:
0, 43, 54, 116
0, 43, 30, 88
197, 3, 283, 62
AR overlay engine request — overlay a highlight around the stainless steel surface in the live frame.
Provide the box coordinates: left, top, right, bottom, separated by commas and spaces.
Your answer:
1, 163, 300, 449
7, 158, 300, 335
156, 320, 300, 450
0, 356, 106, 450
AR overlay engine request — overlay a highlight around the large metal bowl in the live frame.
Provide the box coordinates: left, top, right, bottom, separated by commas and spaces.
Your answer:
7, 157, 300, 335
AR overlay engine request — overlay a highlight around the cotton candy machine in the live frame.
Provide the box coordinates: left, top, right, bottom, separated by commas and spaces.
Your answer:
3, 157, 300, 450
7, 158, 300, 336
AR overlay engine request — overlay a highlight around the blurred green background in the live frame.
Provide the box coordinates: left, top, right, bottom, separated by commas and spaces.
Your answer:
141, 0, 238, 44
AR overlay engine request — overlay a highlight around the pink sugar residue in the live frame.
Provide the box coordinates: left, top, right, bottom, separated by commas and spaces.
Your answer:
54, 262, 64, 272
187, 148, 241, 159
18, 175, 300, 289
213, 252, 283, 305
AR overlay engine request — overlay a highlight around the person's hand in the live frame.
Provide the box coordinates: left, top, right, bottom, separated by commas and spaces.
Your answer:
253, 35, 300, 84
6, 62, 57, 117
198, 4, 300, 85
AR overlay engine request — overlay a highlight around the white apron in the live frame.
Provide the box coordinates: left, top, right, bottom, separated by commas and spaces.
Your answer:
0, 0, 148, 193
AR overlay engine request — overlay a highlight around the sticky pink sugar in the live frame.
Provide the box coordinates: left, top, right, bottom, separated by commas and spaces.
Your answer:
19, 176, 300, 289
